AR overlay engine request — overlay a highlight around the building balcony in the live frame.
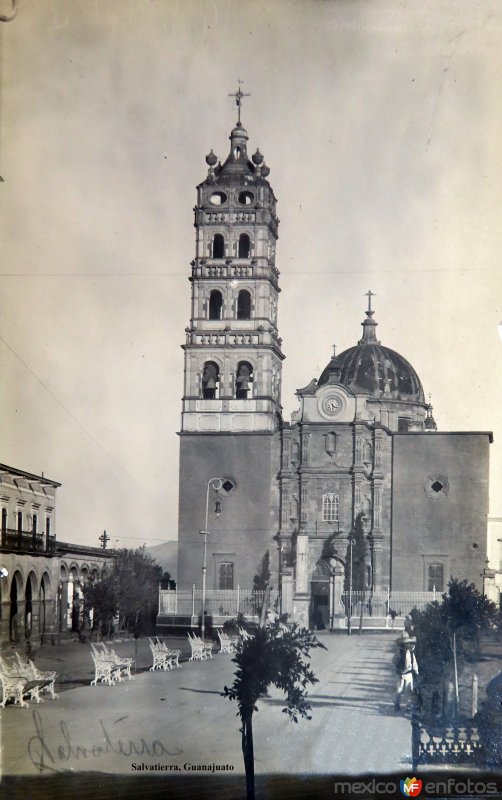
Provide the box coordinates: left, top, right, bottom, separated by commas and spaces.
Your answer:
0, 528, 56, 554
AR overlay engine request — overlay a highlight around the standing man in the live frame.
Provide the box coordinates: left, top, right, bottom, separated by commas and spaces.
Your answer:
394, 632, 420, 712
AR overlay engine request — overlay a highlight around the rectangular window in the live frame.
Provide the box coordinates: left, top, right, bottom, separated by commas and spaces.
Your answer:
427, 563, 444, 592
17, 511, 22, 533
219, 562, 234, 590
46, 517, 51, 537
398, 417, 410, 433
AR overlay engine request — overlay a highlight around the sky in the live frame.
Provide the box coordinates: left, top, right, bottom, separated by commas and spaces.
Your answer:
1, 0, 501, 550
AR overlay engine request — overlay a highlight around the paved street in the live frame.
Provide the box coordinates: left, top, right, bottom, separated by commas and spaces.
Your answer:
2, 631, 412, 789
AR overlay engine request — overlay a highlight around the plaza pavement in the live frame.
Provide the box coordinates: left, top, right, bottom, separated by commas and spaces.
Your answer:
1, 631, 413, 798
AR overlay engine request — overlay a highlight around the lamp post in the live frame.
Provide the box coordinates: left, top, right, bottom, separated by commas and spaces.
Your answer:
347, 534, 355, 636
200, 477, 222, 641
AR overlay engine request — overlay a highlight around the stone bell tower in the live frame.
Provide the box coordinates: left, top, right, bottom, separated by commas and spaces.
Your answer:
177, 89, 284, 591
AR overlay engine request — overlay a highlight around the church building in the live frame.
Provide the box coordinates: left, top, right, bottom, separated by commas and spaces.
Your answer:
176, 100, 492, 628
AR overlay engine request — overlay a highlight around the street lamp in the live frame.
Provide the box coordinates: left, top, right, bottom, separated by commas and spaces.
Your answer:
347, 534, 356, 636
200, 477, 222, 640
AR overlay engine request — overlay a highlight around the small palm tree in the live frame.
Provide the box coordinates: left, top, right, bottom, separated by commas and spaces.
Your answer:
223, 620, 326, 799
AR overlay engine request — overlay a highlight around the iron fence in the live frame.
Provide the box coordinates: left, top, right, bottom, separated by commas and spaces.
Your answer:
341, 590, 438, 618
158, 587, 277, 620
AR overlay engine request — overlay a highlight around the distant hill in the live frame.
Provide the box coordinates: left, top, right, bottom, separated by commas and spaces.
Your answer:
147, 540, 178, 580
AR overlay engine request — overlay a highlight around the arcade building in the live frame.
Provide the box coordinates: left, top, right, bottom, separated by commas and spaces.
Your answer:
176, 103, 492, 628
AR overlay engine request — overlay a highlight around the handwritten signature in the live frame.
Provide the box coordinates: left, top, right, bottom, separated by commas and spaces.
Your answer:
28, 710, 182, 772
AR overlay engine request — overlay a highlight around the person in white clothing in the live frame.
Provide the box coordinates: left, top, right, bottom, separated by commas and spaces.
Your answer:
394, 633, 419, 712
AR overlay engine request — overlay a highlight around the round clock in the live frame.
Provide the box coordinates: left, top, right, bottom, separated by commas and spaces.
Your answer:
321, 394, 344, 417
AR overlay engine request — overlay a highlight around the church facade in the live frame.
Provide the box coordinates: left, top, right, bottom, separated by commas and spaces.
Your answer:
177, 109, 492, 628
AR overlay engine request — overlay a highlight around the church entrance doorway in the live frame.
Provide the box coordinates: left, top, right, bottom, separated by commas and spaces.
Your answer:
310, 558, 331, 630
310, 557, 346, 630
311, 580, 329, 630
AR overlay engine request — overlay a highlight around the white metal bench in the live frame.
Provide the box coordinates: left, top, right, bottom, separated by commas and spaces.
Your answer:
149, 638, 172, 671
154, 637, 181, 670
90, 644, 123, 686
0, 655, 41, 705
188, 633, 213, 661
14, 654, 59, 700
0, 672, 29, 708
98, 643, 134, 680
217, 631, 237, 654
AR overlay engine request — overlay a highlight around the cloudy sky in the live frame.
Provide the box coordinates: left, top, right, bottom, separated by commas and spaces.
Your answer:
1, 0, 501, 550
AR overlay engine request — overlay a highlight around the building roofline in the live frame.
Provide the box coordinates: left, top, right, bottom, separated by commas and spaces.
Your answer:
392, 431, 494, 443
55, 541, 116, 558
0, 463, 62, 487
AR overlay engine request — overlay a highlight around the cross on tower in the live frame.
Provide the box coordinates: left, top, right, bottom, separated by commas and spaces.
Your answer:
365, 290, 375, 314
99, 529, 109, 550
228, 80, 250, 125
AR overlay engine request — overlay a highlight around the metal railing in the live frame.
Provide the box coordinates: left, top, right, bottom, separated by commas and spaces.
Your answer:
0, 528, 56, 554
158, 587, 276, 620
341, 590, 438, 618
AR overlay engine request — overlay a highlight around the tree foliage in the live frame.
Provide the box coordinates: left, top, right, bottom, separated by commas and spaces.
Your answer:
344, 512, 367, 593
83, 546, 162, 636
252, 550, 271, 591
223, 621, 326, 799
409, 579, 498, 715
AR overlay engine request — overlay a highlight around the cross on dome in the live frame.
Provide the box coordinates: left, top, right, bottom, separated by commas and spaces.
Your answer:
228, 80, 251, 125
365, 289, 376, 316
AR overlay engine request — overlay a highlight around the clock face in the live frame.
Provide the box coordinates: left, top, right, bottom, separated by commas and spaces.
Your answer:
321, 394, 343, 417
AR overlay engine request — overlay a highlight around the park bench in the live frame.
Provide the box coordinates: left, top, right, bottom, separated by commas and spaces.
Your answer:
154, 637, 181, 670
97, 643, 134, 680
0, 655, 42, 705
90, 643, 124, 686
14, 653, 59, 700
187, 633, 213, 661
149, 637, 178, 671
217, 631, 237, 654
0, 671, 29, 708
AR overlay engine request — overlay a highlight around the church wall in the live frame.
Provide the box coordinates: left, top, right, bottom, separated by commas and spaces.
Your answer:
177, 432, 281, 590
391, 433, 490, 592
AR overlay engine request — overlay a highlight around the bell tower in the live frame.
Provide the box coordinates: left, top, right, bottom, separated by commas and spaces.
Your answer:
181, 93, 284, 433
177, 90, 284, 591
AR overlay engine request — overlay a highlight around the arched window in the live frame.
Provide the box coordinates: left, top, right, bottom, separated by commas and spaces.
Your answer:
322, 493, 339, 523
209, 290, 223, 320
202, 361, 220, 399
219, 562, 234, 590
238, 233, 251, 258
213, 233, 225, 258
235, 361, 253, 399
237, 290, 251, 320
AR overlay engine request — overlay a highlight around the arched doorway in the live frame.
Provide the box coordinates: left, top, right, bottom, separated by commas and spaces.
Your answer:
310, 559, 331, 630
310, 557, 345, 630
25, 571, 38, 639
10, 570, 23, 641
59, 563, 68, 633
69, 566, 80, 632
39, 572, 51, 640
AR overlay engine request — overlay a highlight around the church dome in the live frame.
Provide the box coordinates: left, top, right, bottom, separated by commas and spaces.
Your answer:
318, 298, 425, 403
